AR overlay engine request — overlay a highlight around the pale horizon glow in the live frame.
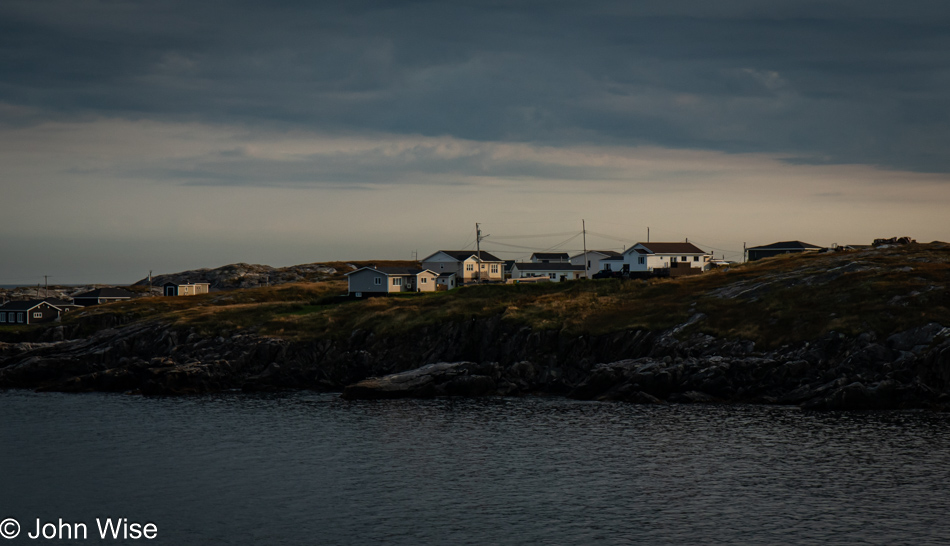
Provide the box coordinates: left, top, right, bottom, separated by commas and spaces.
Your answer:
1, 117, 947, 284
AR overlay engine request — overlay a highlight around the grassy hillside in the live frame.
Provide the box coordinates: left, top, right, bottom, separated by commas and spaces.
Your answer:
61, 244, 950, 348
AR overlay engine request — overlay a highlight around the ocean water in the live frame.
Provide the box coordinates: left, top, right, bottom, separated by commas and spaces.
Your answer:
2, 391, 950, 545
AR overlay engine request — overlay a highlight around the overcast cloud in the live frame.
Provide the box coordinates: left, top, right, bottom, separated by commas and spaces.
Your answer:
1, 1, 948, 282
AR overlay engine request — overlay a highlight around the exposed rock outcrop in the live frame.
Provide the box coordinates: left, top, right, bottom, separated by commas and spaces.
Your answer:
2, 311, 949, 410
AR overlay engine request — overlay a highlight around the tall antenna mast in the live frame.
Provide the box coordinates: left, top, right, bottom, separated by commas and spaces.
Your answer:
44, 275, 50, 298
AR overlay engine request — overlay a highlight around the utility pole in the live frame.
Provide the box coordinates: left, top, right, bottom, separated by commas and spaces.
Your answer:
44, 275, 50, 298
475, 223, 484, 282
647, 227, 650, 243
582, 219, 589, 279
743, 242, 747, 263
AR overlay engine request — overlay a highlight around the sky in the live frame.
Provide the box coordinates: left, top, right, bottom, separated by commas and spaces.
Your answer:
1, 0, 949, 284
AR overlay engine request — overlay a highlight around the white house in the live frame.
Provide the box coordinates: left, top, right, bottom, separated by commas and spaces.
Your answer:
436, 272, 457, 290
530, 252, 570, 263
420, 250, 505, 283
570, 250, 622, 277
621, 242, 711, 274
510, 262, 585, 282
346, 267, 439, 297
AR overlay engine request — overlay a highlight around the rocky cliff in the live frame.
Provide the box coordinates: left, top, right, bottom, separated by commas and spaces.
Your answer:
2, 243, 948, 409
1, 311, 948, 410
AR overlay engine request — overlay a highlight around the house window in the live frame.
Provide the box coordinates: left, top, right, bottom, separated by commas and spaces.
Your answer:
0, 314, 5, 323
421, 277, 427, 284
682, 256, 687, 261
33, 312, 42, 319
440, 264, 444, 269
638, 257, 645, 265
374, 278, 381, 285
694, 256, 699, 261
393, 278, 403, 286
17, 313, 24, 323
549, 273, 556, 279
466, 264, 474, 271
491, 264, 499, 274
7, 313, 13, 322
604, 263, 611, 271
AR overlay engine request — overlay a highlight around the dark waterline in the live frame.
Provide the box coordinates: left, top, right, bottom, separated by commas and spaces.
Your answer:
2, 391, 950, 545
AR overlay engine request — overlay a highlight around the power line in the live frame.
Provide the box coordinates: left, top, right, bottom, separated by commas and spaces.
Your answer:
488, 231, 579, 240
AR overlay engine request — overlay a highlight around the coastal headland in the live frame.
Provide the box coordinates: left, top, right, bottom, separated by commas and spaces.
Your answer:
1, 244, 948, 410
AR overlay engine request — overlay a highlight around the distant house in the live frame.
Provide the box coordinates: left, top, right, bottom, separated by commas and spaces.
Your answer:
570, 250, 621, 278
747, 241, 822, 261
163, 282, 211, 297
599, 256, 625, 272
510, 262, 585, 282
71, 287, 135, 307
420, 250, 505, 283
346, 267, 439, 298
530, 252, 570, 264
619, 242, 711, 276
0, 300, 63, 325
42, 298, 81, 314
436, 272, 457, 290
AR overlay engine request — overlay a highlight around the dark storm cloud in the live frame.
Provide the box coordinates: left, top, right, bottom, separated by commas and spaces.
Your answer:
2, 0, 949, 172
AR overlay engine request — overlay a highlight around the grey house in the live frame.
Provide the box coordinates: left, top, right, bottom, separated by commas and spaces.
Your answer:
346, 267, 439, 297
72, 287, 135, 306
747, 241, 823, 261
0, 300, 63, 325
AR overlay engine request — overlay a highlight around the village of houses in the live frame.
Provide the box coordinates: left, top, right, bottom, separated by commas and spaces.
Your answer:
1, 237, 888, 326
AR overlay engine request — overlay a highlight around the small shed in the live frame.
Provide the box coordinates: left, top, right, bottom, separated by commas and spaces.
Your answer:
164, 282, 211, 297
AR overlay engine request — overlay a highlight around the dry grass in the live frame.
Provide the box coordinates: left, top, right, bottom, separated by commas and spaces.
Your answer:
63, 244, 950, 347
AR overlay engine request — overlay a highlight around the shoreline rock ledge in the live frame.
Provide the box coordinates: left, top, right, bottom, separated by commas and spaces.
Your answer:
341, 361, 525, 400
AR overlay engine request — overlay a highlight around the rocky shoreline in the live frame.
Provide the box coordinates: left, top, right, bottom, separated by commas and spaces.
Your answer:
1, 313, 949, 411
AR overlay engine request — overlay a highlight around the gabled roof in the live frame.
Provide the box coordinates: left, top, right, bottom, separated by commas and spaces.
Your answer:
345, 266, 435, 277
43, 298, 79, 308
631, 242, 707, 255
531, 252, 569, 260
72, 288, 135, 299
581, 250, 622, 258
0, 300, 48, 311
747, 241, 822, 251
422, 250, 503, 262
512, 263, 585, 271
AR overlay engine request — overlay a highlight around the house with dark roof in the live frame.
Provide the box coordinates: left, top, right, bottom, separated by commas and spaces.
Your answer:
42, 298, 82, 314
530, 252, 570, 264
570, 250, 622, 277
71, 287, 135, 307
510, 262, 585, 282
747, 241, 823, 261
345, 266, 439, 297
0, 300, 64, 325
620, 242, 712, 274
420, 250, 505, 283
436, 272, 457, 291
